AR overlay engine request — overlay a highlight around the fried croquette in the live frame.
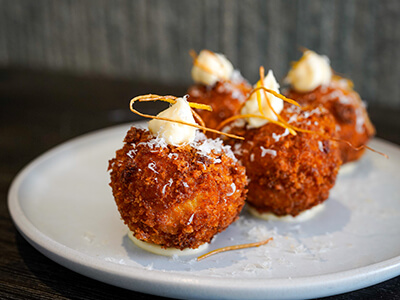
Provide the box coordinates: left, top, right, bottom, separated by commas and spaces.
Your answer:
285, 80, 375, 164
108, 126, 247, 250
188, 78, 251, 133
227, 104, 341, 217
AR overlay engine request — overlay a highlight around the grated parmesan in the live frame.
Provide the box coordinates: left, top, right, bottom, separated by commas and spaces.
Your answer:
190, 131, 237, 163
355, 107, 365, 133
226, 182, 236, 196
302, 107, 321, 119
272, 128, 290, 142
148, 162, 158, 173
318, 141, 324, 152
161, 178, 173, 194
260, 146, 277, 158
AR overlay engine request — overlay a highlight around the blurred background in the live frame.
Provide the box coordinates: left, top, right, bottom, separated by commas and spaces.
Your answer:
0, 0, 399, 107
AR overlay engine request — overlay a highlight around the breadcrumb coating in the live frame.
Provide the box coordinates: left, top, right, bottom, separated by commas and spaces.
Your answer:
227, 104, 342, 217
285, 81, 375, 163
188, 79, 251, 134
108, 127, 247, 250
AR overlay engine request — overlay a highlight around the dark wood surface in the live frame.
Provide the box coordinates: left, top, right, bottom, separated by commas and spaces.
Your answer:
1, 68, 400, 300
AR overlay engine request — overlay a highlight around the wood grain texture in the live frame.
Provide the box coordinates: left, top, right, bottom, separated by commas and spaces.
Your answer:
0, 0, 399, 108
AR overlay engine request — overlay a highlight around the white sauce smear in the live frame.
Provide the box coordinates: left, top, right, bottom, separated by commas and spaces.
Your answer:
128, 231, 209, 256
247, 203, 325, 223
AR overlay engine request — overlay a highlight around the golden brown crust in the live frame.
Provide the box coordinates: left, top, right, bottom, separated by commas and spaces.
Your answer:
227, 104, 341, 216
188, 80, 251, 134
285, 81, 375, 163
108, 127, 247, 250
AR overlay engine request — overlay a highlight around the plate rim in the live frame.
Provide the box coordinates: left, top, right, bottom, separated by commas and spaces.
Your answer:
7, 123, 400, 299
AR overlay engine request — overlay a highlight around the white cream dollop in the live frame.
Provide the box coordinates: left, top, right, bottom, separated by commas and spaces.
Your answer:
191, 50, 234, 86
148, 96, 197, 146
240, 70, 283, 128
285, 50, 332, 93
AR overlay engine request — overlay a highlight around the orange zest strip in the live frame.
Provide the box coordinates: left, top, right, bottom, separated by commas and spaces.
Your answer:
191, 108, 206, 128
189, 102, 212, 111
334, 138, 389, 158
257, 67, 299, 136
257, 88, 264, 116
131, 94, 176, 104
228, 66, 302, 137
251, 66, 386, 159
216, 69, 300, 136
191, 108, 206, 134
197, 238, 273, 261
130, 95, 244, 140
250, 87, 301, 108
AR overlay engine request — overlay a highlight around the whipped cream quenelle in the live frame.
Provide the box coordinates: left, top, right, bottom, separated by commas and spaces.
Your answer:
191, 50, 234, 86
285, 50, 332, 93
240, 70, 283, 128
148, 96, 197, 145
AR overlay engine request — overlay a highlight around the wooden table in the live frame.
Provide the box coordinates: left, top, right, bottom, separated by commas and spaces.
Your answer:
1, 69, 400, 299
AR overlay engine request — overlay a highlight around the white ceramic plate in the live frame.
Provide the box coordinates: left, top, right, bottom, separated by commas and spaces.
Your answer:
8, 122, 400, 300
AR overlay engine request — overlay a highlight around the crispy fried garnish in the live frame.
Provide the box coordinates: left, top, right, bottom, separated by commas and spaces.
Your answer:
197, 238, 273, 261
129, 94, 244, 140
